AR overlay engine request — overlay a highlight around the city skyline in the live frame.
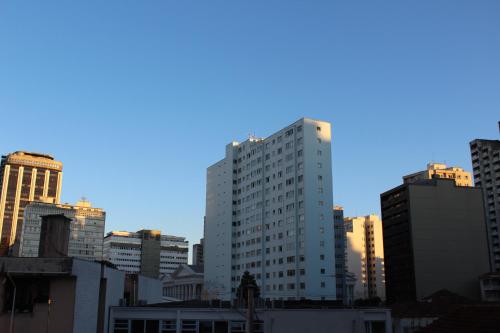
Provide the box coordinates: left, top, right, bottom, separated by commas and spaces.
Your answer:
1, 1, 499, 248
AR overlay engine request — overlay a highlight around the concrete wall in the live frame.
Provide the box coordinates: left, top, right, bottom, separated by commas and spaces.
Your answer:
103, 266, 126, 332
0, 277, 76, 333
409, 180, 490, 300
72, 259, 102, 333
303, 119, 336, 299
138, 274, 163, 304
204, 145, 235, 300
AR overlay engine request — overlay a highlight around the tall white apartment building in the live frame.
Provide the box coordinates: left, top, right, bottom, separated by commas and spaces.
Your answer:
19, 199, 105, 261
344, 215, 385, 300
204, 118, 336, 300
103, 229, 188, 278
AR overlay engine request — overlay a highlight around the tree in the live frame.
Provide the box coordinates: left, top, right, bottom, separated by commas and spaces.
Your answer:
236, 271, 260, 305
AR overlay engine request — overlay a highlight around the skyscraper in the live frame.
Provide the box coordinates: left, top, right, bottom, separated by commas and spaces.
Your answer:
470, 123, 500, 271
20, 199, 106, 261
0, 151, 63, 255
344, 214, 385, 301
204, 118, 336, 300
333, 206, 347, 303
381, 177, 490, 303
192, 238, 204, 267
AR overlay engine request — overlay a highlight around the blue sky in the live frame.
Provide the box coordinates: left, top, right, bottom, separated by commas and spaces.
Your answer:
1, 1, 499, 250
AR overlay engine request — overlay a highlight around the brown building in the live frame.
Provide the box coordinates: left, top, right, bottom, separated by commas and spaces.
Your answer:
381, 178, 490, 304
0, 152, 63, 255
38, 214, 71, 257
192, 238, 204, 267
0, 257, 125, 333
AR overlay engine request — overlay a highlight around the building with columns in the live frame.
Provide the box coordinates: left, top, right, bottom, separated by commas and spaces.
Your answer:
0, 151, 63, 255
163, 264, 204, 301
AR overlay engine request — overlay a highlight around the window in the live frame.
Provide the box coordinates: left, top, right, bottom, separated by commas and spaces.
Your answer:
316, 126, 321, 132
317, 163, 322, 168
317, 150, 322, 156
321, 282, 326, 288
114, 319, 129, 333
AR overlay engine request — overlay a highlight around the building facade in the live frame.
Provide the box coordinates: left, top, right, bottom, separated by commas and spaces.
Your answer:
403, 163, 472, 187
103, 229, 189, 278
381, 178, 490, 303
163, 264, 204, 301
470, 128, 500, 271
109, 303, 392, 333
344, 214, 385, 301
0, 151, 63, 255
204, 118, 336, 300
193, 238, 204, 267
19, 199, 105, 260
333, 206, 347, 302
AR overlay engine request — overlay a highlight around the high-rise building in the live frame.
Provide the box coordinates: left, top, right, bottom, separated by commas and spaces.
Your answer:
103, 229, 189, 278
403, 162, 472, 187
19, 199, 106, 261
470, 123, 500, 271
204, 118, 336, 300
192, 238, 204, 267
0, 151, 63, 255
381, 177, 490, 303
344, 214, 385, 300
333, 206, 346, 303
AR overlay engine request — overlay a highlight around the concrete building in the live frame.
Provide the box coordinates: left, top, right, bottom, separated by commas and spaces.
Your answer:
109, 301, 392, 333
470, 125, 500, 271
163, 264, 204, 301
333, 206, 347, 302
193, 238, 204, 267
103, 229, 188, 278
380, 178, 491, 303
38, 214, 71, 257
0, 151, 63, 255
19, 199, 106, 260
345, 215, 385, 301
0, 257, 125, 333
403, 163, 472, 187
204, 118, 336, 300
479, 272, 500, 302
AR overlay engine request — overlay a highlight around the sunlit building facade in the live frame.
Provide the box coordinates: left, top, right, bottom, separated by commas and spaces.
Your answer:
0, 151, 63, 255
344, 214, 385, 301
403, 163, 472, 187
470, 127, 500, 272
103, 230, 189, 278
204, 118, 336, 300
19, 199, 106, 260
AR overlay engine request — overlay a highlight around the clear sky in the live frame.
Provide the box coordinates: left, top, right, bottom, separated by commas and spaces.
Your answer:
1, 1, 499, 251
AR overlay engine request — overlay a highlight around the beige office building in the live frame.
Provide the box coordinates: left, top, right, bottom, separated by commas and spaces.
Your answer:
403, 163, 472, 187
0, 152, 63, 255
19, 199, 106, 260
345, 214, 385, 300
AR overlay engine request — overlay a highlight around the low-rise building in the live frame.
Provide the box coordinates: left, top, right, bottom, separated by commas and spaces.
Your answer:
109, 300, 392, 333
0, 257, 124, 333
20, 199, 106, 260
103, 229, 188, 278
163, 264, 204, 301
